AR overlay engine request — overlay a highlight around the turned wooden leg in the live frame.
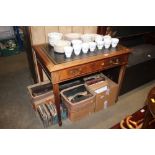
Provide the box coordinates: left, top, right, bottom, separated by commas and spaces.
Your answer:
53, 83, 62, 126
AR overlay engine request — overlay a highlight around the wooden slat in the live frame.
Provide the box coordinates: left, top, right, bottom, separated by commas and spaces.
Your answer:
72, 26, 84, 33
30, 26, 46, 45
45, 26, 59, 33
58, 26, 72, 34
83, 26, 97, 33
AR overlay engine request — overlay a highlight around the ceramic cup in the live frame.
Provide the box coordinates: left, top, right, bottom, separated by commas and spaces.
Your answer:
89, 42, 96, 52
104, 39, 111, 49
73, 44, 82, 56
71, 39, 82, 46
48, 32, 63, 46
82, 43, 89, 54
95, 35, 103, 42
103, 35, 112, 40
96, 40, 104, 50
81, 34, 93, 42
64, 46, 73, 58
111, 38, 119, 48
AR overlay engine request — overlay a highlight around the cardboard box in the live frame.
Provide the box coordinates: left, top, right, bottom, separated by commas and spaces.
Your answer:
61, 84, 95, 122
88, 80, 108, 91
27, 81, 54, 110
94, 89, 108, 112
86, 79, 109, 112
104, 76, 119, 108
68, 104, 94, 122
85, 74, 118, 111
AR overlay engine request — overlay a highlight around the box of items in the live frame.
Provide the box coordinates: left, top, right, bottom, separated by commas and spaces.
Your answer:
27, 81, 54, 109
84, 74, 109, 112
105, 77, 118, 107
61, 84, 95, 122
36, 99, 68, 128
84, 73, 119, 111
98, 74, 118, 108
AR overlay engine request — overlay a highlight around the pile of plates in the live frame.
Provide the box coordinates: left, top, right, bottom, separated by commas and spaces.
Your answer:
64, 33, 81, 41
54, 40, 71, 53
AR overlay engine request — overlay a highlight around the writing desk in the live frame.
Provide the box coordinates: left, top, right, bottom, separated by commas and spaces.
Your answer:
33, 44, 131, 126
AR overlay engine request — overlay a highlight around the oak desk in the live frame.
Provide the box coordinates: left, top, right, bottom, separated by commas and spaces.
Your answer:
33, 44, 131, 126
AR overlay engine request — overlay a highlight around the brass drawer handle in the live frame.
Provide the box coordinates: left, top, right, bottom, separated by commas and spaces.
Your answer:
101, 62, 104, 66
69, 68, 81, 75
110, 58, 120, 65
112, 62, 119, 65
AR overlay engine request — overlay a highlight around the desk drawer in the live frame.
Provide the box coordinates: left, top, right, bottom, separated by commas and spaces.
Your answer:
106, 55, 128, 67
58, 55, 128, 82
59, 62, 99, 81
93, 55, 128, 70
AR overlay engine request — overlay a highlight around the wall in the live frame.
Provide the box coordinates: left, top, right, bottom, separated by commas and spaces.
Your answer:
30, 26, 97, 45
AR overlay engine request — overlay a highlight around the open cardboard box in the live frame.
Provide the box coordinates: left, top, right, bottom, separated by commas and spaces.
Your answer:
85, 74, 118, 112
86, 80, 108, 112
27, 81, 54, 110
61, 84, 95, 122
106, 77, 118, 107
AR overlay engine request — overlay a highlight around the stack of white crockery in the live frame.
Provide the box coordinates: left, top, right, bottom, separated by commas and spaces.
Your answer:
80, 34, 97, 54
63, 39, 83, 58
111, 38, 119, 48
64, 33, 82, 41
64, 46, 73, 58
95, 35, 104, 49
81, 33, 97, 42
94, 35, 119, 50
103, 35, 112, 49
54, 40, 71, 53
48, 32, 119, 57
71, 39, 82, 56
48, 32, 63, 46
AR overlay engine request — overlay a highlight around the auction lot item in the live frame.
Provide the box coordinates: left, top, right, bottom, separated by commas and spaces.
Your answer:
27, 81, 54, 110
61, 84, 95, 122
